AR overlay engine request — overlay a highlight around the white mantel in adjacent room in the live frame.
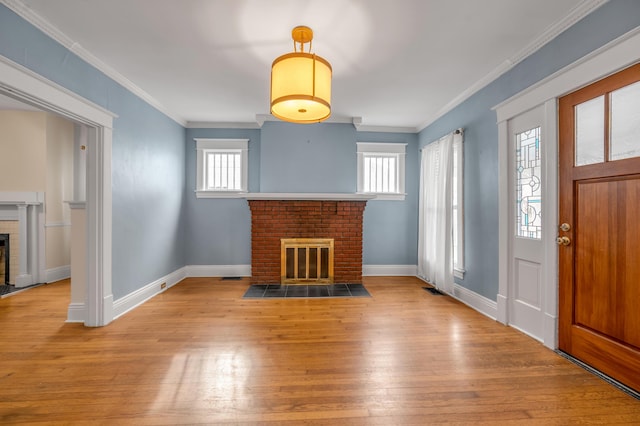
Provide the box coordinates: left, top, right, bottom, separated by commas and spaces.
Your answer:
0, 192, 45, 287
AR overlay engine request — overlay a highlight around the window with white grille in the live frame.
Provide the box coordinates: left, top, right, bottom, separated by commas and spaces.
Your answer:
357, 142, 406, 200
195, 139, 248, 197
205, 151, 241, 190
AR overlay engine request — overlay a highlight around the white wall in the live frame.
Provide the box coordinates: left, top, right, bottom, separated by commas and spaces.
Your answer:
0, 111, 47, 191
0, 111, 74, 277
45, 114, 74, 271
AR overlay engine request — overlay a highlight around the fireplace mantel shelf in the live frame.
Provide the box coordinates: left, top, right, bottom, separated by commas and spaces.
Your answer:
0, 192, 44, 205
0, 201, 43, 205
244, 193, 376, 201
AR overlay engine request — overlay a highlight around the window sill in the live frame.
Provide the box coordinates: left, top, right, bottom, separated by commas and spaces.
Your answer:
454, 268, 465, 280
358, 192, 406, 201
195, 190, 247, 199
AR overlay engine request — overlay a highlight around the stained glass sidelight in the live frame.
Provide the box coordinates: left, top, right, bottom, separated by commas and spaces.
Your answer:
516, 127, 542, 239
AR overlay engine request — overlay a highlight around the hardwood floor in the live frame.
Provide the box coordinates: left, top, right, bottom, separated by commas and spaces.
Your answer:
1, 277, 638, 424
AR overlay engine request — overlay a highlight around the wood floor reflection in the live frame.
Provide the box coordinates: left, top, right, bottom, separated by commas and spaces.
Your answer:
1, 276, 638, 424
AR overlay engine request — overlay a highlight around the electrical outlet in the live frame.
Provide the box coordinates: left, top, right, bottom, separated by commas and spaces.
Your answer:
160, 282, 167, 289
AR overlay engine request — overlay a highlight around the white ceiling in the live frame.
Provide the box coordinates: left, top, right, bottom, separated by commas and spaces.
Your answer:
7, 0, 600, 130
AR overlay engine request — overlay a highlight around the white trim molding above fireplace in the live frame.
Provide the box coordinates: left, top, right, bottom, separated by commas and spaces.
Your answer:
244, 193, 376, 201
0, 191, 45, 287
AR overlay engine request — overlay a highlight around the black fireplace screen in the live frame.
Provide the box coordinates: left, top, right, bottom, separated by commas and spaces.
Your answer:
0, 234, 9, 284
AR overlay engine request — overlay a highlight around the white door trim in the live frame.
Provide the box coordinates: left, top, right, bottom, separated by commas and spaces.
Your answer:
0, 54, 115, 326
503, 103, 557, 345
495, 26, 640, 349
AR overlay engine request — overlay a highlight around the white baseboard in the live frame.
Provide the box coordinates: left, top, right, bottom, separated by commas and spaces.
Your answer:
451, 283, 498, 321
496, 293, 508, 324
46, 265, 71, 283
543, 312, 558, 350
15, 273, 34, 288
185, 264, 251, 277
66, 302, 85, 323
363, 264, 417, 276
113, 267, 187, 320
110, 264, 502, 330
111, 265, 252, 321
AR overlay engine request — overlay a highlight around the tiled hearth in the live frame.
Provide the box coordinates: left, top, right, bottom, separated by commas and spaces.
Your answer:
243, 283, 371, 298
247, 195, 370, 284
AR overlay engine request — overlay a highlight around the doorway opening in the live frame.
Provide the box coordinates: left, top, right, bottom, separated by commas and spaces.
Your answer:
0, 56, 113, 326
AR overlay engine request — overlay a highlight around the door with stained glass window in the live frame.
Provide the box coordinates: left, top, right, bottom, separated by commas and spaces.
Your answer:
508, 106, 546, 341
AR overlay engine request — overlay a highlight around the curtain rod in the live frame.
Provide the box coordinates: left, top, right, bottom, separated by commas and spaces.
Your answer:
419, 128, 463, 151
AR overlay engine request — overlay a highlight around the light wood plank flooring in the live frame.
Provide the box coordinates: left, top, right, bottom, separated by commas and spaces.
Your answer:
1, 277, 638, 424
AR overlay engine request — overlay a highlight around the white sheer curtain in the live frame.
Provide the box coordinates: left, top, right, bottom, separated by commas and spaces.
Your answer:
418, 131, 457, 294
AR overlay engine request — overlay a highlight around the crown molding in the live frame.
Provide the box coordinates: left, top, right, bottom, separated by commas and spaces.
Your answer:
1, 0, 187, 127
508, 0, 609, 66
253, 114, 416, 133
416, 0, 609, 132
352, 116, 416, 133
186, 121, 262, 129
255, 113, 355, 126
354, 124, 417, 134
188, 115, 417, 133
493, 25, 640, 122
2, 0, 607, 133
0, 54, 117, 127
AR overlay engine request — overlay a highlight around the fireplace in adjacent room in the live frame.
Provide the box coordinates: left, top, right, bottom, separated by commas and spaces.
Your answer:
0, 234, 9, 284
0, 192, 44, 287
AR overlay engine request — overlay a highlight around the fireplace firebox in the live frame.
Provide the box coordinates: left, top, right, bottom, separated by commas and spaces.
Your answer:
0, 234, 9, 284
281, 238, 334, 284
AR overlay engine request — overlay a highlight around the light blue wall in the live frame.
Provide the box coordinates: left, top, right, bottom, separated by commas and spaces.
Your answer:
4, 0, 638, 300
183, 128, 260, 265
357, 131, 419, 266
260, 122, 356, 192
185, 123, 419, 267
418, 0, 640, 300
0, 5, 187, 300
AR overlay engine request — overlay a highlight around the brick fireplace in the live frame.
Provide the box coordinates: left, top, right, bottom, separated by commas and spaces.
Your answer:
247, 195, 370, 284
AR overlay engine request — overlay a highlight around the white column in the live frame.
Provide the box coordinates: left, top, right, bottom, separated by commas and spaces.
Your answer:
85, 126, 113, 326
67, 202, 86, 323
27, 204, 40, 284
15, 204, 32, 287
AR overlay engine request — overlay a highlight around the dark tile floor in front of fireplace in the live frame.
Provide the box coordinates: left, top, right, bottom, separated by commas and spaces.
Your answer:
0, 282, 45, 298
242, 283, 370, 299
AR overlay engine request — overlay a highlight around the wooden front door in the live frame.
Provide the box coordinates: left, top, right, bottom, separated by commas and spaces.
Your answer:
558, 63, 640, 392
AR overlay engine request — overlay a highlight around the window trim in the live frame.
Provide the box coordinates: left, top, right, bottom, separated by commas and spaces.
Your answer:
356, 142, 407, 201
195, 138, 248, 198
452, 133, 465, 279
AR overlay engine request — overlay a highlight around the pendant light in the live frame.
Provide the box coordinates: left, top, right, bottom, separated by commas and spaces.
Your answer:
270, 26, 332, 124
